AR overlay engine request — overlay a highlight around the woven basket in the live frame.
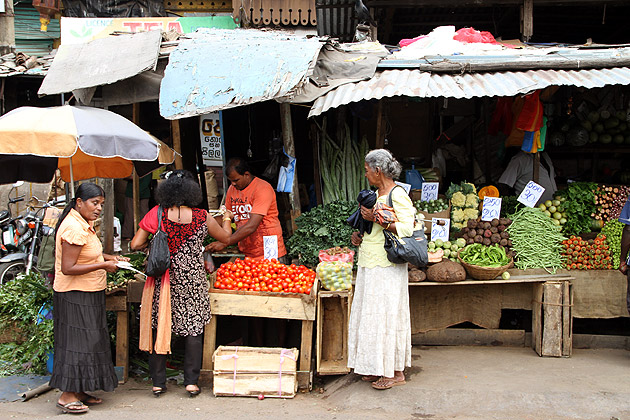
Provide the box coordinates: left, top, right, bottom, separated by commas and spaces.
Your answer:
457, 249, 513, 280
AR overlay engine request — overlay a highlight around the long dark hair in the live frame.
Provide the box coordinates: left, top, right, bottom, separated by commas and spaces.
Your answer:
55, 182, 105, 240
155, 169, 202, 208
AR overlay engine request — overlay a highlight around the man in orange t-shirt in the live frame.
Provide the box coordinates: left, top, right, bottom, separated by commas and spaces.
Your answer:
207, 157, 286, 260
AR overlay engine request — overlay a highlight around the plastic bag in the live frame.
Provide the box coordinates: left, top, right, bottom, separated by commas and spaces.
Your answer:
316, 261, 353, 291
319, 247, 355, 263
203, 250, 215, 273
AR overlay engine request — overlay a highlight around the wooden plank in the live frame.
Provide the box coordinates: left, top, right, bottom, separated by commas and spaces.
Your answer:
412, 328, 526, 347
101, 179, 114, 254
521, 0, 534, 42
562, 281, 573, 357
316, 291, 352, 375
199, 316, 218, 387
115, 310, 129, 383
532, 282, 543, 356
298, 320, 313, 390
214, 373, 296, 398
105, 294, 126, 311
280, 103, 300, 234
541, 282, 563, 357
375, 101, 385, 149
209, 292, 316, 321
411, 276, 573, 286
171, 119, 183, 170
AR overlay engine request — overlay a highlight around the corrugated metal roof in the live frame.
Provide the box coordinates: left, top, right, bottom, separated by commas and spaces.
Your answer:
14, 5, 61, 57
159, 28, 325, 119
308, 67, 630, 116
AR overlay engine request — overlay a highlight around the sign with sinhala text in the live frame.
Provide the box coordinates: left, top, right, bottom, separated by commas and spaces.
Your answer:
199, 112, 223, 165
517, 181, 545, 208
481, 197, 502, 221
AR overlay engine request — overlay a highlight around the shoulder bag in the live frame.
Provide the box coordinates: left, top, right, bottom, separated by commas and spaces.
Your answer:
145, 206, 171, 277
382, 186, 429, 267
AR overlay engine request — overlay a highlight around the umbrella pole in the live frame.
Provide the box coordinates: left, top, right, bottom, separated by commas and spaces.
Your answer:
69, 158, 75, 198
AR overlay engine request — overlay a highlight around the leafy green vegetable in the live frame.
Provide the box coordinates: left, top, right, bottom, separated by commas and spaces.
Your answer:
287, 200, 357, 267
0, 274, 53, 376
500, 196, 521, 218
106, 253, 145, 292
557, 182, 597, 236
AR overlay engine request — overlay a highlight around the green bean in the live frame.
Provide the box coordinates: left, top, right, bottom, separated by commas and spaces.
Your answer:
506, 207, 566, 273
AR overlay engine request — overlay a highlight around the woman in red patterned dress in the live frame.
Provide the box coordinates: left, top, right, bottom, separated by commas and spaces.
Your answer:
130, 170, 233, 397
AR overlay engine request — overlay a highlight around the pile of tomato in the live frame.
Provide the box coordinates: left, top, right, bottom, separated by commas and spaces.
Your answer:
213, 257, 316, 294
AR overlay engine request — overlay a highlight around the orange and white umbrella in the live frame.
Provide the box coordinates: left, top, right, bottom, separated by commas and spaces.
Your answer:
0, 105, 175, 185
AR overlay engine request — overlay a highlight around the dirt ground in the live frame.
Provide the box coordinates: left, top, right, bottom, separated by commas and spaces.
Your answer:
2, 346, 630, 420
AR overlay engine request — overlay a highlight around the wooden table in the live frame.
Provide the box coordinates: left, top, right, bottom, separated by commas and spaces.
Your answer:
201, 282, 318, 390
409, 273, 574, 356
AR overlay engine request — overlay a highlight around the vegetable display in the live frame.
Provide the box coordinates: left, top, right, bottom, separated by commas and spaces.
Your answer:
538, 196, 568, 227
506, 207, 566, 272
459, 243, 511, 267
593, 185, 630, 222
316, 118, 369, 204
458, 217, 513, 253
428, 238, 466, 263
214, 258, 316, 294
601, 220, 625, 267
561, 235, 612, 270
106, 253, 145, 292
556, 182, 597, 236
446, 181, 479, 230
414, 197, 448, 213
317, 261, 352, 291
287, 200, 356, 267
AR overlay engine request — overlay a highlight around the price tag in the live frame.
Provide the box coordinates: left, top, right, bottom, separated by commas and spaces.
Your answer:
421, 182, 439, 202
517, 181, 546, 208
481, 197, 502, 221
430, 218, 450, 242
395, 181, 412, 195
263, 235, 279, 260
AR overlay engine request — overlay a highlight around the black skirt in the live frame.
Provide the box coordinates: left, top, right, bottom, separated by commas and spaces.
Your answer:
49, 290, 118, 393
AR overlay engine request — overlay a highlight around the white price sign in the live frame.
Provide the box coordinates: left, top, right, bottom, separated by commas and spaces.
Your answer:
481, 197, 502, 221
430, 218, 450, 242
517, 181, 546, 208
421, 182, 439, 202
395, 181, 412, 195
263, 235, 279, 260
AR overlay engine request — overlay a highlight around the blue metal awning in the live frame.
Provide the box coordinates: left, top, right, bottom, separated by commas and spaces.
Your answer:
159, 28, 324, 120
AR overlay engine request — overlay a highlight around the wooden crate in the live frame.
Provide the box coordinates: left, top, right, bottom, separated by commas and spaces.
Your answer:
213, 346, 299, 398
532, 280, 573, 357
316, 289, 353, 375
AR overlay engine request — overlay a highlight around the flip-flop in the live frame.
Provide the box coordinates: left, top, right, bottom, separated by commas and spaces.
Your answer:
361, 375, 380, 382
371, 378, 406, 390
80, 393, 102, 405
56, 400, 89, 414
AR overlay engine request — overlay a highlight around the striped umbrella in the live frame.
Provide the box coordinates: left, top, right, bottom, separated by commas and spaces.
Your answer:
0, 105, 174, 186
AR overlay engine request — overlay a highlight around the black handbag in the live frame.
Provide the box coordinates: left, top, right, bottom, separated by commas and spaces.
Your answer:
145, 206, 171, 277
383, 186, 428, 267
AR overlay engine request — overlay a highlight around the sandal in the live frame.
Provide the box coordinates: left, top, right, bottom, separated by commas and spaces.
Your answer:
186, 385, 201, 398
371, 377, 406, 390
361, 375, 380, 382
152, 387, 167, 397
79, 393, 102, 405
56, 400, 89, 414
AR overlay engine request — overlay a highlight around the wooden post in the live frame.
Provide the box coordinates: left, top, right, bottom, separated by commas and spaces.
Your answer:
521, 0, 533, 42
116, 310, 129, 382
298, 320, 314, 391
101, 179, 114, 254
171, 120, 184, 170
280, 103, 301, 234
310, 122, 323, 205
375, 101, 386, 149
533, 152, 540, 184
132, 103, 141, 234
541, 282, 563, 357
199, 316, 217, 387
0, 0, 15, 55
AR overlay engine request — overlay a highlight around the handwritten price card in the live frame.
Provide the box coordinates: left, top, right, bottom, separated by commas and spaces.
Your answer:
517, 181, 546, 208
263, 235, 279, 260
481, 197, 502, 221
430, 218, 450, 242
421, 182, 439, 202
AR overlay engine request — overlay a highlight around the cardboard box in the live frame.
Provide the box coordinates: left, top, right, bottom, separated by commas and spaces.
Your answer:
213, 346, 299, 398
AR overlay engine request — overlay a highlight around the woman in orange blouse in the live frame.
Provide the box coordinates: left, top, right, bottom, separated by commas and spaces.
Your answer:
51, 183, 127, 414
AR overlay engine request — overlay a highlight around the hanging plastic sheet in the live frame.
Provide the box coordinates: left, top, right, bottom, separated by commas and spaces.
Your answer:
276, 148, 296, 193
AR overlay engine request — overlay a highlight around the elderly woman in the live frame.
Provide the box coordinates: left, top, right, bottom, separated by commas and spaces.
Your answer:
348, 149, 414, 390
